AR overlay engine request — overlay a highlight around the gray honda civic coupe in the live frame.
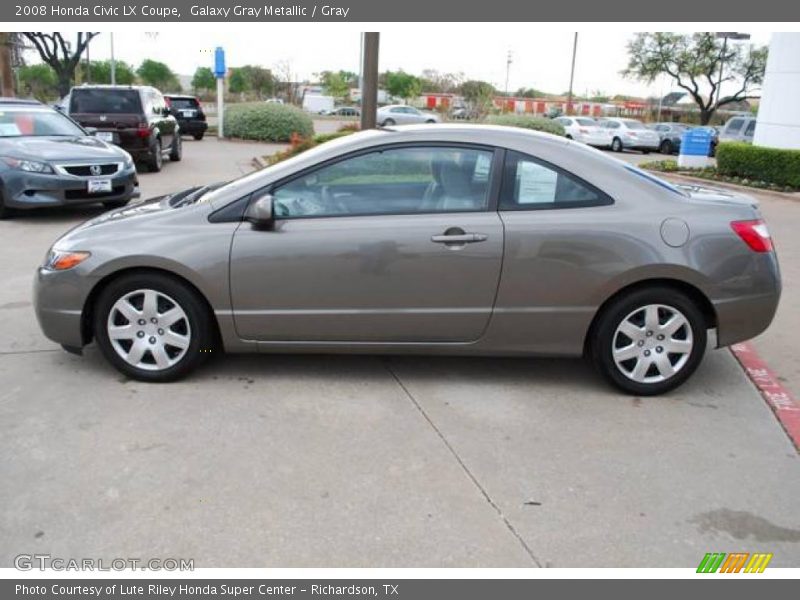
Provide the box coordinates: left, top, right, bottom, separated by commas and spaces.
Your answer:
0, 99, 137, 218
33, 124, 781, 395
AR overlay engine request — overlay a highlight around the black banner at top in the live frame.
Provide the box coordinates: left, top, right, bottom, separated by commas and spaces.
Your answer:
3, 0, 797, 22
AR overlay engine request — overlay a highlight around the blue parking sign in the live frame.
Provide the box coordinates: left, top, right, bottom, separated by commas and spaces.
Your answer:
680, 128, 712, 157
214, 47, 226, 78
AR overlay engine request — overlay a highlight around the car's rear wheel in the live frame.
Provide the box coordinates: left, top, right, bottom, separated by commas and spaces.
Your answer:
169, 134, 182, 162
660, 140, 673, 155
147, 138, 163, 172
193, 132, 204, 141
382, 118, 395, 126
590, 287, 707, 396
611, 137, 623, 152
94, 273, 215, 382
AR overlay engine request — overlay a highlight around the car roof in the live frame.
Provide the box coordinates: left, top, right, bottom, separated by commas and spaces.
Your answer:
0, 97, 42, 105
164, 94, 197, 99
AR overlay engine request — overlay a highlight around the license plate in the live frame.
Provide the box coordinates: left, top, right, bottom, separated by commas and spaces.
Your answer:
87, 179, 113, 194
181, 110, 196, 118
96, 131, 114, 142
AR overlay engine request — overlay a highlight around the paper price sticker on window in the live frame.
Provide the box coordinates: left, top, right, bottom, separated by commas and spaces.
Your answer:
517, 161, 558, 204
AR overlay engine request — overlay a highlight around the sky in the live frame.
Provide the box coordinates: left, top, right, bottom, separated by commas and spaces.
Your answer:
24, 27, 772, 99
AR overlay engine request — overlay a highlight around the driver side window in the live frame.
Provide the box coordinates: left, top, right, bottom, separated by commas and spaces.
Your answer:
272, 146, 494, 218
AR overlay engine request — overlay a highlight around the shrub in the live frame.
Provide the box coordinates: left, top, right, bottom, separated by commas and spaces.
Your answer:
486, 114, 565, 136
224, 103, 314, 142
266, 130, 356, 165
717, 142, 800, 188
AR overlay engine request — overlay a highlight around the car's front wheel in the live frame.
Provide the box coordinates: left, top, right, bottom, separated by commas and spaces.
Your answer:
611, 137, 623, 152
147, 138, 163, 172
94, 273, 215, 382
382, 118, 395, 126
590, 287, 707, 395
169, 134, 182, 162
660, 140, 673, 155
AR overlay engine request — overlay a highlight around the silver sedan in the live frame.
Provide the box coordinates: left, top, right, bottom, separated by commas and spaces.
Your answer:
34, 124, 781, 395
377, 104, 441, 126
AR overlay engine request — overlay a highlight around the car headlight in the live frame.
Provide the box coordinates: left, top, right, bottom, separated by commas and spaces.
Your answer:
43, 249, 91, 271
122, 153, 135, 170
1, 156, 54, 174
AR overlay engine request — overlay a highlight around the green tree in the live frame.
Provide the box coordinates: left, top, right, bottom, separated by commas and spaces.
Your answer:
22, 32, 99, 96
228, 67, 249, 94
136, 59, 179, 91
515, 87, 547, 98
17, 64, 58, 100
459, 80, 496, 115
623, 32, 767, 125
191, 66, 215, 93
240, 65, 275, 98
384, 71, 423, 102
320, 71, 350, 100
80, 60, 135, 85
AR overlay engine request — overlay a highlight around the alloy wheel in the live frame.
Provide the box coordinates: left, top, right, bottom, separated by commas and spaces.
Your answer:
611, 304, 693, 384
106, 289, 191, 371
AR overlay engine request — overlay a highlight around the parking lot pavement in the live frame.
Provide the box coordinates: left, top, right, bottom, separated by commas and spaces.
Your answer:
1, 137, 798, 568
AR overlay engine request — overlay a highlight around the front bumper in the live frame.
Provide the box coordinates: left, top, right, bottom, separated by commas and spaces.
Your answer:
33, 266, 97, 349
2, 165, 137, 209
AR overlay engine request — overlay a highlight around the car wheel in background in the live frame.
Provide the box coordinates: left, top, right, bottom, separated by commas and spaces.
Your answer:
102, 199, 131, 210
426, 119, 436, 124
382, 118, 395, 126
147, 138, 163, 172
642, 150, 651, 154
169, 134, 182, 162
93, 272, 215, 382
660, 140, 673, 155
193, 133, 204, 141
611, 137, 623, 152
590, 286, 707, 396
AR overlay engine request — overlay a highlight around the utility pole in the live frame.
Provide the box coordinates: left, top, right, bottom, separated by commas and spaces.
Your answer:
566, 33, 578, 116
714, 32, 750, 118
503, 50, 512, 111
360, 32, 379, 129
110, 33, 116, 85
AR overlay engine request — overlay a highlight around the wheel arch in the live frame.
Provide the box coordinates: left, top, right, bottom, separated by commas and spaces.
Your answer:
80, 266, 222, 349
583, 277, 717, 355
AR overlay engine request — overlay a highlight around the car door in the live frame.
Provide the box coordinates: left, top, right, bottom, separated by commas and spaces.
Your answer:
150, 91, 176, 148
229, 144, 505, 343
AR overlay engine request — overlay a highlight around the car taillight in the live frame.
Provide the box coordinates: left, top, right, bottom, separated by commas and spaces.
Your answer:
731, 219, 774, 253
136, 122, 150, 138
579, 128, 589, 133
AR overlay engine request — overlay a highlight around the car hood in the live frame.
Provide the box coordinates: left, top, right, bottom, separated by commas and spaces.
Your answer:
0, 136, 126, 161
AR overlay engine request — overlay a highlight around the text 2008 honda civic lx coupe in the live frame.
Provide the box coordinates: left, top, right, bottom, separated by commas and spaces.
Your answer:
34, 124, 781, 395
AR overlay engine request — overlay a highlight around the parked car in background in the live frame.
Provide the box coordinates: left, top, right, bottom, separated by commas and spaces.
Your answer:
35, 124, 780, 396
330, 106, 360, 117
600, 118, 661, 153
377, 105, 441, 126
554, 116, 612, 148
694, 126, 720, 156
264, 98, 284, 105
164, 94, 207, 140
67, 85, 181, 172
0, 98, 137, 218
648, 122, 693, 155
719, 116, 757, 144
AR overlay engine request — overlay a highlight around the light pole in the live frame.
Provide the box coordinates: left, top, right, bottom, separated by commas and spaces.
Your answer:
360, 33, 379, 130
714, 32, 750, 117
566, 33, 578, 116
503, 50, 512, 111
110, 33, 116, 85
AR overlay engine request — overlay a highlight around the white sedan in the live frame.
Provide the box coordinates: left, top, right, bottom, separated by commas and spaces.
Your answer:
554, 116, 612, 148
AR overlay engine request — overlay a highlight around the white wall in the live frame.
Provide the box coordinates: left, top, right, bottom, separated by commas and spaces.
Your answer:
754, 33, 800, 150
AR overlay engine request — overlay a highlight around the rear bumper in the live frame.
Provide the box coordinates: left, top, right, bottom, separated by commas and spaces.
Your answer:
2, 166, 137, 209
178, 120, 207, 135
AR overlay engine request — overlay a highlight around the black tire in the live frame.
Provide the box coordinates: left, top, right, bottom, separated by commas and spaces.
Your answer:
102, 198, 131, 210
193, 132, 204, 141
93, 272, 215, 382
169, 134, 182, 162
589, 286, 707, 396
382, 118, 395, 126
0, 192, 13, 219
565, 134, 573, 140
147, 138, 163, 172
611, 137, 623, 152
642, 149, 651, 155
425, 119, 436, 124
660, 140, 673, 155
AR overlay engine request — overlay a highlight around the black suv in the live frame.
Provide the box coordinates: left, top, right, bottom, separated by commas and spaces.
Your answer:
164, 94, 208, 140
67, 85, 182, 172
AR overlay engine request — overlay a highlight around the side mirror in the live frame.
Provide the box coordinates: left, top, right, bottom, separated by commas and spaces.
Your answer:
245, 193, 275, 228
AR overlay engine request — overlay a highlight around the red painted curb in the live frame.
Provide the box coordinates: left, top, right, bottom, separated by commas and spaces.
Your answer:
730, 342, 800, 451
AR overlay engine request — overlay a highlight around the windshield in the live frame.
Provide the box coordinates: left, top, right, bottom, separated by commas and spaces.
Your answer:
623, 120, 646, 130
70, 88, 142, 114
0, 107, 85, 137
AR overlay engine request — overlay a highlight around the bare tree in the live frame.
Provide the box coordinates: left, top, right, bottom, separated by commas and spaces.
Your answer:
273, 59, 295, 104
22, 32, 99, 97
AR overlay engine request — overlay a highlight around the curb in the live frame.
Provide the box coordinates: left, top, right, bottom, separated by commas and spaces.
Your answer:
652, 171, 800, 201
730, 342, 800, 452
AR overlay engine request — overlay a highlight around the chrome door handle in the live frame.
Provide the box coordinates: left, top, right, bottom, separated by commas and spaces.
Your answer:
431, 233, 488, 244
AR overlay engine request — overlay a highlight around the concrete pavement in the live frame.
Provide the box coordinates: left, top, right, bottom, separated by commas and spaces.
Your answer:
1, 137, 798, 568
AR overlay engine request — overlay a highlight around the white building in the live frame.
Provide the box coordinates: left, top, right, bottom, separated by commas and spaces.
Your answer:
754, 33, 800, 150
